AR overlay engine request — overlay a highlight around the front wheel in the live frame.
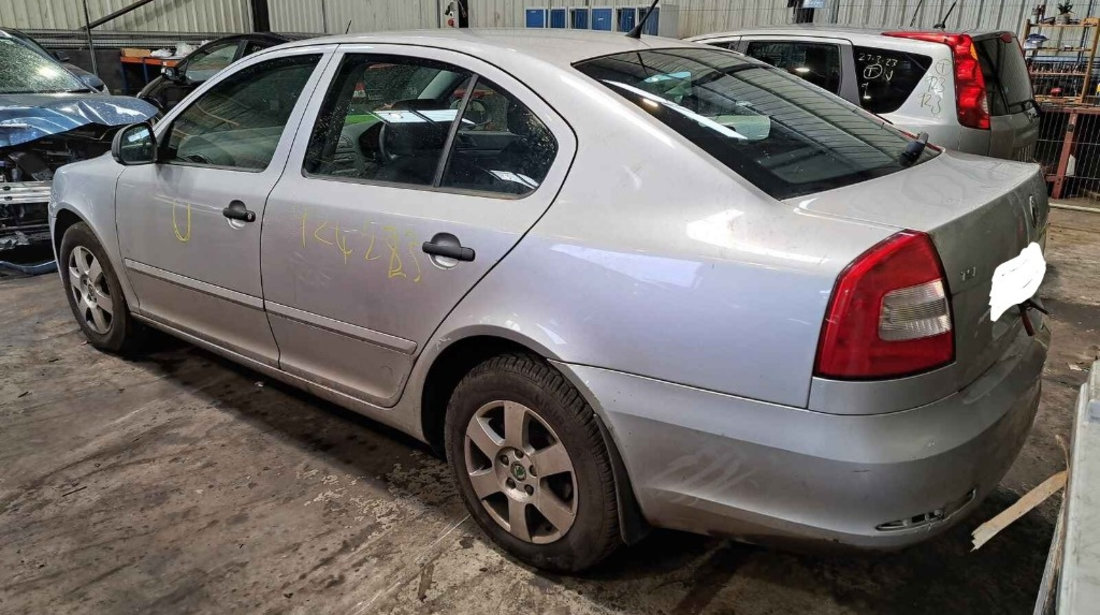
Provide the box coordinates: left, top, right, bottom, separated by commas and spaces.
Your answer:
444, 353, 621, 572
59, 222, 142, 353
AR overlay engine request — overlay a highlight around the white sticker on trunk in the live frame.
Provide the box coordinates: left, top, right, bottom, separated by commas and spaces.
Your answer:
989, 242, 1046, 322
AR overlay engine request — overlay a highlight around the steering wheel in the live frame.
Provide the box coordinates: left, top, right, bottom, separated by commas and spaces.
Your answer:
453, 98, 491, 129
377, 122, 395, 162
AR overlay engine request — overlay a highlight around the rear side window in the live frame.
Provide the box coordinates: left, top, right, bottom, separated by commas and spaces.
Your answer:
744, 40, 842, 94
305, 55, 472, 187
574, 48, 935, 200
854, 46, 931, 114
975, 35, 1033, 116
440, 79, 558, 195
305, 54, 557, 196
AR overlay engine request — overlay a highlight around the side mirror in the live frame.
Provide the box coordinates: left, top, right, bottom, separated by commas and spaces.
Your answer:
162, 65, 181, 82
78, 73, 106, 92
111, 123, 157, 166
53, 51, 71, 62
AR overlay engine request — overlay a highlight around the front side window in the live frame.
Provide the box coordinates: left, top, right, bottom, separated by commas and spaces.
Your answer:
164, 54, 320, 171
185, 41, 240, 83
305, 54, 557, 196
854, 46, 931, 114
574, 48, 935, 200
744, 41, 842, 94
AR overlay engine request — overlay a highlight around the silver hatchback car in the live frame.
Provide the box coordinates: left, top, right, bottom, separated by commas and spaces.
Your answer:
689, 26, 1040, 161
50, 30, 1049, 572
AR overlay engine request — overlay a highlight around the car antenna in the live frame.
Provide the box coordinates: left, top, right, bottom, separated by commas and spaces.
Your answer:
933, 1, 957, 30
345, 20, 353, 34
626, 0, 660, 39
908, 0, 925, 27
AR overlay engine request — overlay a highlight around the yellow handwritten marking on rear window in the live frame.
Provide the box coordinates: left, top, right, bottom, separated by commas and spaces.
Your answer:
172, 202, 191, 243
384, 226, 405, 279
405, 230, 422, 283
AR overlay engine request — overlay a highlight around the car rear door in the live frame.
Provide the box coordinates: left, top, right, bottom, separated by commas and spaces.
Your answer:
259, 44, 575, 406
115, 46, 331, 367
739, 35, 859, 103
973, 32, 1040, 161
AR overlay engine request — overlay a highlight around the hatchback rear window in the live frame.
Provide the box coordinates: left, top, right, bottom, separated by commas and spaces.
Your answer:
854, 46, 931, 114
574, 48, 935, 200
975, 34, 1033, 116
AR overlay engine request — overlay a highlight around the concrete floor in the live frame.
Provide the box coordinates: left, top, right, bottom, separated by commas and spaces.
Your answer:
1, 209, 1098, 615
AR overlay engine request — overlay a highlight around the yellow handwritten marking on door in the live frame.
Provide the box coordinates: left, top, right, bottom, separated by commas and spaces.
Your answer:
404, 231, 422, 283
383, 226, 405, 279
312, 221, 334, 246
363, 222, 380, 261
172, 202, 191, 243
300, 211, 308, 248
334, 226, 354, 264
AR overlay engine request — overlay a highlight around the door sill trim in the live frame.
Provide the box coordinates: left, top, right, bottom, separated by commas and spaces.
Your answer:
265, 301, 417, 355
125, 259, 263, 310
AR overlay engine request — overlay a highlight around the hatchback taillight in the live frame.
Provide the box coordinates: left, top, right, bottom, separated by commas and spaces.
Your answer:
883, 31, 990, 130
814, 231, 954, 379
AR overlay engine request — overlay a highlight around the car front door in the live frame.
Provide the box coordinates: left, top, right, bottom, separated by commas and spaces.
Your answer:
260, 45, 575, 405
740, 37, 859, 103
116, 47, 331, 367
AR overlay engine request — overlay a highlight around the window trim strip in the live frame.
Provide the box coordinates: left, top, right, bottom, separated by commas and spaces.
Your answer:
433, 73, 479, 187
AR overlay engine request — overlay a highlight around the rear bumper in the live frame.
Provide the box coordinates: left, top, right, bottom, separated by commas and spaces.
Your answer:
558, 324, 1048, 548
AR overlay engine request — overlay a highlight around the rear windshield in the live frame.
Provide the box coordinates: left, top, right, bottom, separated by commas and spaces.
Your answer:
854, 46, 931, 114
574, 48, 935, 200
975, 34, 1033, 115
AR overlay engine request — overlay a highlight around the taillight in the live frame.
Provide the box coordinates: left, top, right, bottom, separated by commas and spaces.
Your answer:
814, 231, 954, 379
883, 31, 990, 130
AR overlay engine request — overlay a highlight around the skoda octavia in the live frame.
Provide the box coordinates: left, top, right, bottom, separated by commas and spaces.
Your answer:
49, 30, 1049, 572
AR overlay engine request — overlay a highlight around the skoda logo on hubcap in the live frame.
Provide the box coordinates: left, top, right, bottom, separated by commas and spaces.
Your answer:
511, 463, 526, 481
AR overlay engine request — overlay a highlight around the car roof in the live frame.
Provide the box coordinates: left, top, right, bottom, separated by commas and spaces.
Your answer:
689, 24, 1010, 45
278, 29, 699, 68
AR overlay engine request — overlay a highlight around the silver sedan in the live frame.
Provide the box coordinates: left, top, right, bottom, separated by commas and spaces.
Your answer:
49, 30, 1049, 572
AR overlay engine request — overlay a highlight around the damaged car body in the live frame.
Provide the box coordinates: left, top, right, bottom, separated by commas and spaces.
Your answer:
0, 31, 155, 252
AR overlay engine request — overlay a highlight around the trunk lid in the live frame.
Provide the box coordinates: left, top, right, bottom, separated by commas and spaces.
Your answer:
791, 150, 1049, 389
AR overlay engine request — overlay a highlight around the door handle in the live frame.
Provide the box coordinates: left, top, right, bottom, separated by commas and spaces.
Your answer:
222, 200, 256, 223
422, 240, 475, 262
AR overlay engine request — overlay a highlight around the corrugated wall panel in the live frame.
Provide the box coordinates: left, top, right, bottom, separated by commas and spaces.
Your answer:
270, 0, 439, 33
4, 1, 1099, 38
0, 0, 250, 32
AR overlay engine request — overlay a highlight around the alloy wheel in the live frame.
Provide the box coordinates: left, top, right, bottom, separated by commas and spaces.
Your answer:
68, 246, 113, 335
464, 400, 578, 544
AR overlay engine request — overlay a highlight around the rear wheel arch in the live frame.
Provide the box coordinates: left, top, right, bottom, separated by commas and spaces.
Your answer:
419, 333, 650, 545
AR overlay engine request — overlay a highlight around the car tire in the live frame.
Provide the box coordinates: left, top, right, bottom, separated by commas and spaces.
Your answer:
444, 353, 621, 572
59, 222, 143, 353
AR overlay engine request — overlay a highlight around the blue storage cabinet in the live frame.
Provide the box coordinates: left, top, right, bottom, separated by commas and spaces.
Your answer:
640, 6, 660, 35
616, 7, 637, 31
549, 8, 567, 28
569, 8, 589, 29
591, 7, 613, 31
525, 8, 547, 28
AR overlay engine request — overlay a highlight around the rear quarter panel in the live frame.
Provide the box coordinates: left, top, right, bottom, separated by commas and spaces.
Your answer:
425, 65, 897, 408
